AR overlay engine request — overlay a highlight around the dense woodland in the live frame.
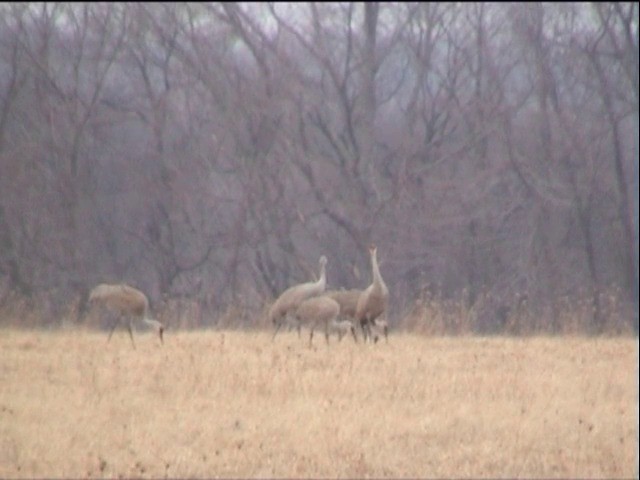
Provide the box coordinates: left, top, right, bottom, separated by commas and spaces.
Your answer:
0, 3, 637, 333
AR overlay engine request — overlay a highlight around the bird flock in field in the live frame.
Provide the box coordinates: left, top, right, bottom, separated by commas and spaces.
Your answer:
86, 245, 389, 348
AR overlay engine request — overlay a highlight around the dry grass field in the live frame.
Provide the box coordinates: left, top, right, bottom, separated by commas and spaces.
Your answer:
0, 327, 637, 479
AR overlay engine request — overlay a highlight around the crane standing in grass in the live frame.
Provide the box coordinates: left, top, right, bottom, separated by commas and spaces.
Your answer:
88, 283, 164, 348
293, 295, 348, 347
269, 255, 328, 340
325, 289, 362, 342
355, 245, 389, 343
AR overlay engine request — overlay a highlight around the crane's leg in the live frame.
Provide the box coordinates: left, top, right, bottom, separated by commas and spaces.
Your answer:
126, 318, 136, 349
324, 322, 330, 345
107, 316, 120, 343
350, 325, 358, 343
372, 319, 388, 344
359, 318, 369, 343
272, 320, 282, 341
308, 327, 315, 347
286, 314, 302, 338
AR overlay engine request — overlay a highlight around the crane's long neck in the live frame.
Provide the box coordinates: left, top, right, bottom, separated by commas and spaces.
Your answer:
295, 258, 327, 300
142, 300, 151, 321
142, 317, 164, 343
140, 301, 160, 331
371, 249, 388, 295
315, 260, 327, 293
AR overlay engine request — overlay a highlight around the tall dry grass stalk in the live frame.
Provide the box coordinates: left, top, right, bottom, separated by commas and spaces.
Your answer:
0, 329, 636, 478
400, 286, 635, 335
0, 287, 635, 334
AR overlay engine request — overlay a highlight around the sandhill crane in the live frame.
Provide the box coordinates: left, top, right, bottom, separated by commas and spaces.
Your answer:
269, 255, 328, 340
370, 317, 389, 343
355, 245, 389, 343
293, 295, 354, 347
88, 283, 164, 348
325, 289, 362, 342
330, 318, 358, 342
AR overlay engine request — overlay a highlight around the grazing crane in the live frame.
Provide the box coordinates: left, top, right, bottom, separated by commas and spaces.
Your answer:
355, 245, 389, 343
330, 318, 358, 342
325, 289, 362, 342
293, 295, 352, 347
269, 255, 328, 340
88, 283, 164, 348
370, 317, 389, 343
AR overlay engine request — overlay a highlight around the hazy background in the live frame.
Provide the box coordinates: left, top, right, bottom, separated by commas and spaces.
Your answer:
0, 3, 637, 333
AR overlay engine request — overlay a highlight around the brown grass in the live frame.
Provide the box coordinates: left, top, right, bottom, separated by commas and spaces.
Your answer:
0, 328, 637, 478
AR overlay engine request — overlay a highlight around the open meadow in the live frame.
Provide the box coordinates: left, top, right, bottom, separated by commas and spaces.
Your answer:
0, 328, 637, 478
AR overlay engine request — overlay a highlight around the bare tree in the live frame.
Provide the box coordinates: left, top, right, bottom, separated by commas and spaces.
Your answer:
0, 3, 636, 332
